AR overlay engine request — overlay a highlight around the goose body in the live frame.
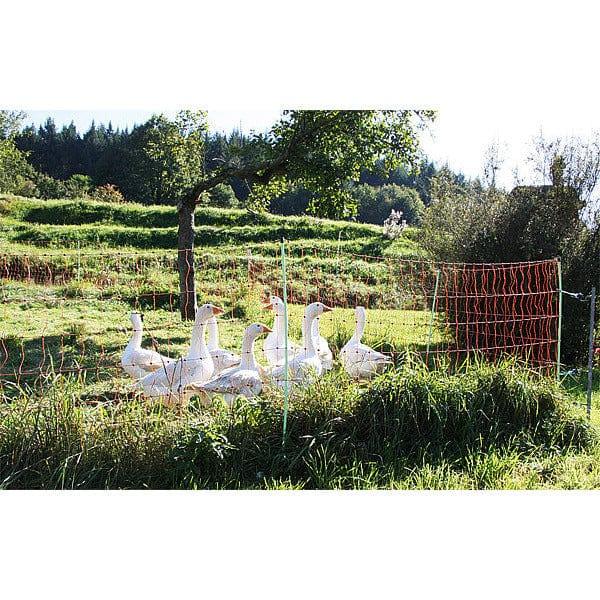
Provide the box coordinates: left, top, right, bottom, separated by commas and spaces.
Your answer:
207, 316, 241, 375
311, 316, 333, 371
262, 295, 301, 367
270, 302, 332, 388
134, 304, 222, 405
191, 323, 271, 406
340, 306, 393, 380
121, 312, 174, 379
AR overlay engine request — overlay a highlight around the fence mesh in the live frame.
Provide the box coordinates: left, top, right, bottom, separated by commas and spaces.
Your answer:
0, 246, 560, 398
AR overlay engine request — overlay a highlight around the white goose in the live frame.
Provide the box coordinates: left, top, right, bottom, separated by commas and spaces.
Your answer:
121, 312, 174, 379
262, 295, 301, 367
311, 314, 333, 370
340, 306, 393, 380
270, 302, 332, 388
207, 316, 241, 375
134, 303, 222, 405
191, 322, 271, 406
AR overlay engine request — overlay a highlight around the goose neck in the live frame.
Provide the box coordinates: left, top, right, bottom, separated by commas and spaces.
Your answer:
240, 332, 257, 370
189, 321, 209, 358
302, 314, 317, 355
207, 317, 219, 351
351, 311, 366, 343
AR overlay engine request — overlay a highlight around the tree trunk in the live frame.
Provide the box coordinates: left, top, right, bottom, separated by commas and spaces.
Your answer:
178, 200, 197, 320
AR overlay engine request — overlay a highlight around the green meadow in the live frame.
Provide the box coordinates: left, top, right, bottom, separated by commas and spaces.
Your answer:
1, 195, 598, 489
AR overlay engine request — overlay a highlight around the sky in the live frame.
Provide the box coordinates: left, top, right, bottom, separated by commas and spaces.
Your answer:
24, 109, 600, 191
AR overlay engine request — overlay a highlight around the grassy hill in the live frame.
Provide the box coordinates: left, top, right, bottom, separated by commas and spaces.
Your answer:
0, 194, 425, 257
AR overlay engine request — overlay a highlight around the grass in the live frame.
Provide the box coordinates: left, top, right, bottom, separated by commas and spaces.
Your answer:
0, 360, 595, 489
0, 194, 425, 258
2, 194, 600, 489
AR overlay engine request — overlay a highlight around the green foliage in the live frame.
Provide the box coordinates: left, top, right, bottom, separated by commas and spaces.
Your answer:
64, 173, 93, 199
0, 139, 36, 194
120, 111, 207, 203
203, 110, 435, 220
352, 183, 425, 225
421, 165, 598, 362
269, 184, 312, 215
202, 182, 238, 208
90, 183, 125, 204
32, 172, 67, 199
0, 110, 26, 140
0, 361, 592, 489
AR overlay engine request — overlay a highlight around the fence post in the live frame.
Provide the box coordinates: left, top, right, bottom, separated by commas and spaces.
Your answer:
556, 258, 563, 381
77, 240, 81, 283
280, 238, 290, 445
587, 286, 596, 420
426, 269, 441, 362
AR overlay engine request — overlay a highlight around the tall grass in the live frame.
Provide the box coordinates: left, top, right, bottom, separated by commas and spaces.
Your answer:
0, 360, 593, 489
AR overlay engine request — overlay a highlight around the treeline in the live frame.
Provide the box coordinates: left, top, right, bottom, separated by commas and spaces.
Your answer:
3, 112, 466, 224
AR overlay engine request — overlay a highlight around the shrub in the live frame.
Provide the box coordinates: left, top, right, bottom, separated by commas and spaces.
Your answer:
203, 183, 238, 208
33, 173, 67, 199
421, 167, 597, 363
91, 184, 125, 204
0, 139, 36, 194
64, 174, 93, 199
353, 183, 424, 225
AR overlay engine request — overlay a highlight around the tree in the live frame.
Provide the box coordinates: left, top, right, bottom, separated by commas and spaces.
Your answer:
0, 110, 35, 195
526, 132, 600, 218
176, 110, 434, 319
0, 110, 26, 140
123, 111, 207, 203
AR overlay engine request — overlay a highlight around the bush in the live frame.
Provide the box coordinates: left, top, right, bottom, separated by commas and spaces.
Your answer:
353, 183, 425, 225
204, 183, 238, 208
64, 174, 93, 199
90, 184, 125, 204
33, 173, 67, 199
421, 167, 597, 363
0, 139, 36, 194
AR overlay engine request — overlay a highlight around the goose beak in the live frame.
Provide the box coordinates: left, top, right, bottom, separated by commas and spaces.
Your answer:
261, 301, 274, 310
212, 306, 225, 316
261, 325, 273, 333
322, 305, 333, 313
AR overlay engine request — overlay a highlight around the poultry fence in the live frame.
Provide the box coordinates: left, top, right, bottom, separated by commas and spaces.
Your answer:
0, 244, 561, 401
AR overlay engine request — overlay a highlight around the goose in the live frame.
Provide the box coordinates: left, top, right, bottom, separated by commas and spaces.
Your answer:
262, 295, 301, 367
270, 302, 332, 388
339, 306, 393, 380
134, 303, 222, 405
121, 312, 174, 379
311, 314, 333, 371
190, 322, 272, 406
207, 316, 241, 375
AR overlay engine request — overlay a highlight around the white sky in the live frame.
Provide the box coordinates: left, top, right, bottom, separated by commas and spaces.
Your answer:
23, 108, 600, 191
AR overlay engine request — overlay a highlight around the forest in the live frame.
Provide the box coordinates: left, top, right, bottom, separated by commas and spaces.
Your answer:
2, 110, 454, 224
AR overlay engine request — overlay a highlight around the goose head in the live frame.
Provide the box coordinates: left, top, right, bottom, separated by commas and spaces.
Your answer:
305, 301, 333, 321
246, 322, 273, 340
355, 305, 366, 322
194, 303, 225, 326
130, 311, 144, 330
262, 295, 286, 317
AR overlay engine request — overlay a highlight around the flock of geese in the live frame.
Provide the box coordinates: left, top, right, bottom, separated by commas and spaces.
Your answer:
120, 296, 393, 406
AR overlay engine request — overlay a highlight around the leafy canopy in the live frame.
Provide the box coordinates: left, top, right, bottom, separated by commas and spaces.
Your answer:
186, 110, 434, 219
